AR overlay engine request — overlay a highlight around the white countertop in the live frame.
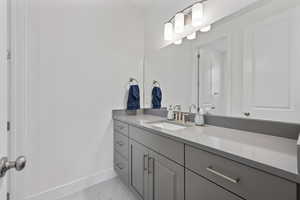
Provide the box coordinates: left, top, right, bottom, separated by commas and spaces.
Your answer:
114, 114, 298, 180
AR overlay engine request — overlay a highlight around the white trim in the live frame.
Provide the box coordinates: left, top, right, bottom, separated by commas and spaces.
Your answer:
25, 169, 116, 200
9, 0, 30, 200
0, 0, 8, 199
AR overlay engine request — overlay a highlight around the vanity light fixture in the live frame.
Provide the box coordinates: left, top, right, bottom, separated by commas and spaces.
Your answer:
174, 39, 182, 45
164, 22, 173, 41
163, 0, 211, 42
192, 3, 204, 27
175, 12, 185, 33
200, 24, 211, 32
187, 32, 196, 40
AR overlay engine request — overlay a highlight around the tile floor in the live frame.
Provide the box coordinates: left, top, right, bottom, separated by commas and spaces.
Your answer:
61, 178, 138, 200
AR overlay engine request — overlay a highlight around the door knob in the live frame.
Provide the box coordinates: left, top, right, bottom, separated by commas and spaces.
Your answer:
0, 156, 27, 178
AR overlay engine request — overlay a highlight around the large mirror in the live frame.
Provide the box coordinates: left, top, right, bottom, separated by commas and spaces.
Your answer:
144, 0, 300, 124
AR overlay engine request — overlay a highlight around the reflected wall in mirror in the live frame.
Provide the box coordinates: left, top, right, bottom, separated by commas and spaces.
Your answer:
144, 41, 194, 112
144, 0, 300, 123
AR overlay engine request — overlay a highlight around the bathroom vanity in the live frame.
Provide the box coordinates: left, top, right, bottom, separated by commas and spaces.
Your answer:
113, 110, 300, 200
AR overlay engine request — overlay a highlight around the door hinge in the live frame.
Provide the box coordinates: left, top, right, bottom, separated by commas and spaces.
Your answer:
7, 193, 10, 200
6, 50, 11, 61
7, 121, 10, 131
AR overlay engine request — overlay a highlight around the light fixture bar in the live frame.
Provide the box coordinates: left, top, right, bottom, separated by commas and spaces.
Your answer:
165, 0, 209, 24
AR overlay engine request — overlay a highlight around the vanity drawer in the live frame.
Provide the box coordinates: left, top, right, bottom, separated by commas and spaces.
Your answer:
114, 131, 129, 159
129, 126, 184, 165
114, 120, 129, 136
114, 151, 129, 186
186, 169, 242, 200
185, 145, 297, 200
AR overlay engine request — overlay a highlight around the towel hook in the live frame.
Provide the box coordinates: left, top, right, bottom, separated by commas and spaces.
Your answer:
153, 80, 160, 87
129, 78, 139, 84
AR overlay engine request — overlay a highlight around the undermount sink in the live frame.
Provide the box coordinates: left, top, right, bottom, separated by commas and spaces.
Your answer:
149, 121, 187, 131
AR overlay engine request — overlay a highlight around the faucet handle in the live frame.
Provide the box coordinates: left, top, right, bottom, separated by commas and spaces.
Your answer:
182, 113, 189, 124
174, 105, 182, 111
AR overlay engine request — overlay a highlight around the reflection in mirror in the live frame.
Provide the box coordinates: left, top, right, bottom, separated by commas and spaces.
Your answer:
145, 0, 300, 124
145, 41, 194, 112
196, 37, 229, 116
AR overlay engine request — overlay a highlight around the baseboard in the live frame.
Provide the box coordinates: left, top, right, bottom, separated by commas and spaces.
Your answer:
25, 168, 117, 200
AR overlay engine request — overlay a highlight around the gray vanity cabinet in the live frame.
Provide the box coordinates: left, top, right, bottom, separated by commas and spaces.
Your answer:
113, 120, 129, 186
114, 119, 298, 200
185, 145, 297, 200
150, 152, 184, 200
129, 132, 184, 200
186, 169, 243, 200
129, 140, 149, 199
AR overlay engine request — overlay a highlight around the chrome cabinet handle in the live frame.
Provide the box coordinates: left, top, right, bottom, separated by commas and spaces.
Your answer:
206, 166, 240, 184
143, 155, 148, 171
148, 157, 154, 174
0, 156, 27, 178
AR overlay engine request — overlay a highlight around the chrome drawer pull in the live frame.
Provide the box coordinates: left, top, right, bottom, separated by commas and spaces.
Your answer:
148, 157, 154, 174
143, 155, 148, 171
206, 166, 240, 184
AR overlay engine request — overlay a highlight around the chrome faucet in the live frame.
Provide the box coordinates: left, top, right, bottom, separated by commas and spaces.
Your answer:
173, 105, 182, 121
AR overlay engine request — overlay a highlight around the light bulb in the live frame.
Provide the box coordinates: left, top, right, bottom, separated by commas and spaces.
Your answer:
164, 22, 173, 41
200, 25, 211, 32
192, 3, 204, 27
175, 13, 185, 33
187, 32, 196, 40
174, 39, 182, 45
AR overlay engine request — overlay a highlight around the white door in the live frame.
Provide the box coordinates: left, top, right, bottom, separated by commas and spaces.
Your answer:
198, 47, 228, 115
0, 0, 8, 199
243, 7, 300, 123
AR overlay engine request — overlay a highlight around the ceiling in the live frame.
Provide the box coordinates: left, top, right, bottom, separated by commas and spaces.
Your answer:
128, 0, 152, 7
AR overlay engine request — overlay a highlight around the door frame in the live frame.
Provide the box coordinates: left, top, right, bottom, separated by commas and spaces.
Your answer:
9, 0, 29, 199
0, 0, 9, 199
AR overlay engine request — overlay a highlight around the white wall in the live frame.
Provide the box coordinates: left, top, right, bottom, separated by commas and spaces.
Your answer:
144, 0, 195, 111
144, 42, 194, 111
12, 0, 144, 199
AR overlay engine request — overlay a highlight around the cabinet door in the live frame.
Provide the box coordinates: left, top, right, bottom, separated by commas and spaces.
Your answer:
148, 151, 184, 200
186, 170, 242, 200
129, 140, 149, 200
242, 8, 300, 123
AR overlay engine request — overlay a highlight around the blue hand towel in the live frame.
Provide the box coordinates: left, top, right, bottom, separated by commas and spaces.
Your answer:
152, 87, 162, 109
127, 85, 140, 110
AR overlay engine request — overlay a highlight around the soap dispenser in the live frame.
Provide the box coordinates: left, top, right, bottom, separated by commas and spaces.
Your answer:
194, 108, 205, 126
167, 105, 175, 120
